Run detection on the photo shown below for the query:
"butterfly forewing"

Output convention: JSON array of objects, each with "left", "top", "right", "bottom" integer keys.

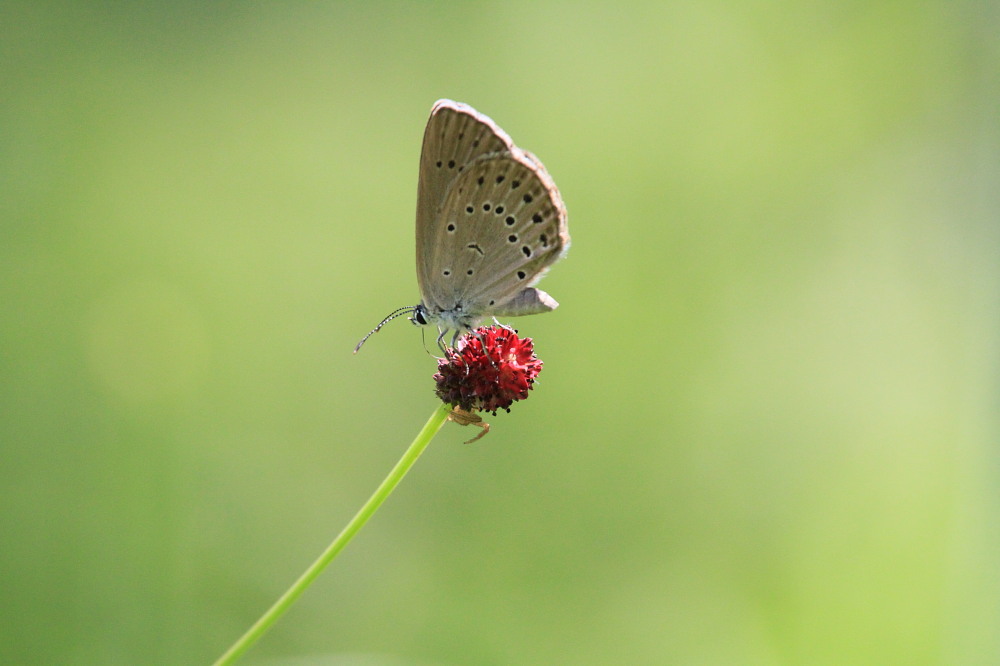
[{"left": 416, "top": 101, "right": 514, "bottom": 303}]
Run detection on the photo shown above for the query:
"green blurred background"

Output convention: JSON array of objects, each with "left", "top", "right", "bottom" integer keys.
[{"left": 2, "top": 2, "right": 998, "bottom": 664}]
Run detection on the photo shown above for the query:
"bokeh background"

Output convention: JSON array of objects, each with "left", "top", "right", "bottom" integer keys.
[{"left": 2, "top": 2, "right": 998, "bottom": 664}]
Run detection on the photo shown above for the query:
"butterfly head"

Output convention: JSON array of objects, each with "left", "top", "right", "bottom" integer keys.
[
  {"left": 409, "top": 304, "right": 430, "bottom": 327},
  {"left": 354, "top": 302, "right": 479, "bottom": 354}
]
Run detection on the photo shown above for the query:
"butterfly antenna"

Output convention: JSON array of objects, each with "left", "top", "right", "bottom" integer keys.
[{"left": 354, "top": 305, "right": 419, "bottom": 353}]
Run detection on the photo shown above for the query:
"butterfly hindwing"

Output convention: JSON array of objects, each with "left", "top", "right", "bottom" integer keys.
[{"left": 424, "top": 153, "right": 567, "bottom": 317}]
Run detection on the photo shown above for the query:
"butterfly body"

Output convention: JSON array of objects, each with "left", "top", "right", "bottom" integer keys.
[{"left": 355, "top": 100, "right": 568, "bottom": 353}]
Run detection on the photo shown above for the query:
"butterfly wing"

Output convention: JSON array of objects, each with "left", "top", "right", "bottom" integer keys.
[
  {"left": 415, "top": 100, "right": 515, "bottom": 308},
  {"left": 423, "top": 147, "right": 569, "bottom": 320}
]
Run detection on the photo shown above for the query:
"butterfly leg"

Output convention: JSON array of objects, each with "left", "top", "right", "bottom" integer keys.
[
  {"left": 492, "top": 317, "right": 517, "bottom": 335},
  {"left": 466, "top": 327, "right": 504, "bottom": 368},
  {"left": 437, "top": 326, "right": 455, "bottom": 358},
  {"left": 438, "top": 328, "right": 473, "bottom": 373}
]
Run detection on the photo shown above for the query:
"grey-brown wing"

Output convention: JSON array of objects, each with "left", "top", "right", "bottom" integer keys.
[
  {"left": 415, "top": 100, "right": 514, "bottom": 306},
  {"left": 423, "top": 150, "right": 568, "bottom": 317}
]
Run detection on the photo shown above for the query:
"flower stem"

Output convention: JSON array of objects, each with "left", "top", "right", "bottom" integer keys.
[{"left": 213, "top": 403, "right": 453, "bottom": 665}]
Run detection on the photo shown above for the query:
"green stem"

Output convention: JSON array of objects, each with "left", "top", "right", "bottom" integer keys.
[{"left": 213, "top": 403, "right": 452, "bottom": 666}]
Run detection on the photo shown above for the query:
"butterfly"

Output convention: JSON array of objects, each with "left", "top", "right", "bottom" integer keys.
[{"left": 355, "top": 99, "right": 569, "bottom": 353}]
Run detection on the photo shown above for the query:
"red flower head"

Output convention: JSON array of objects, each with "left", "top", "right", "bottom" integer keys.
[{"left": 433, "top": 326, "right": 543, "bottom": 415}]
